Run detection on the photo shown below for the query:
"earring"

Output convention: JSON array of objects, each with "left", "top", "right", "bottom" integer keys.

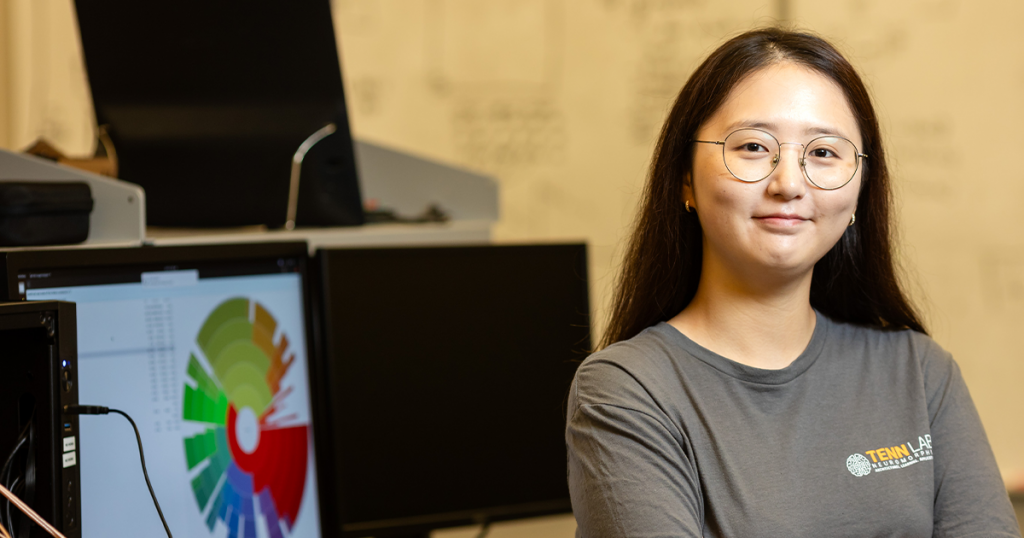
[
  {"left": 849, "top": 212, "right": 856, "bottom": 226},
  {"left": 685, "top": 200, "right": 694, "bottom": 213}
]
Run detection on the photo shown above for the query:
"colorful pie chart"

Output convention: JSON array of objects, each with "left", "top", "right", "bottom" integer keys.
[{"left": 182, "top": 298, "right": 308, "bottom": 538}]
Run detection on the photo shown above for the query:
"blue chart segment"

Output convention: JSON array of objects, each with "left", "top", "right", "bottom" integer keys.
[{"left": 183, "top": 298, "right": 308, "bottom": 538}]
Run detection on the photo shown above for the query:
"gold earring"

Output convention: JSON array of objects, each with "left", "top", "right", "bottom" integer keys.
[
  {"left": 685, "top": 200, "right": 694, "bottom": 213},
  {"left": 849, "top": 212, "right": 856, "bottom": 226}
]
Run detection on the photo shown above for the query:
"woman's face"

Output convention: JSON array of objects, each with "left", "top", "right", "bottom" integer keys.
[{"left": 686, "top": 62, "right": 864, "bottom": 283}]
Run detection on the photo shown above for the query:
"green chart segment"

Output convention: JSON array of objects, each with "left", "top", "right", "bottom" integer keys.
[
  {"left": 186, "top": 427, "right": 231, "bottom": 508},
  {"left": 184, "top": 354, "right": 229, "bottom": 426},
  {"left": 196, "top": 298, "right": 274, "bottom": 415}
]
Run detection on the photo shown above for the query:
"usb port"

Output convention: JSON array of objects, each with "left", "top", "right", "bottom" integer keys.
[{"left": 63, "top": 422, "right": 72, "bottom": 433}]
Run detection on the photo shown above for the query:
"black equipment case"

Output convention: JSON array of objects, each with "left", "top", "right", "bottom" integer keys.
[{"left": 0, "top": 182, "right": 93, "bottom": 246}]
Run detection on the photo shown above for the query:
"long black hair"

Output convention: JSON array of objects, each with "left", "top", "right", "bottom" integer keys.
[{"left": 602, "top": 27, "right": 926, "bottom": 349}]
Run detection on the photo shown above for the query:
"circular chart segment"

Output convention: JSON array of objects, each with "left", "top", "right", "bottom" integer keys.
[{"left": 182, "top": 298, "right": 308, "bottom": 538}]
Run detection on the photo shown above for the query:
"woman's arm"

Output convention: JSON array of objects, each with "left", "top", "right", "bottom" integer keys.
[
  {"left": 920, "top": 339, "right": 1021, "bottom": 537},
  {"left": 566, "top": 359, "right": 704, "bottom": 537}
]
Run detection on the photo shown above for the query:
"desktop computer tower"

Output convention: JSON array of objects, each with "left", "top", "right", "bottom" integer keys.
[{"left": 0, "top": 301, "right": 80, "bottom": 537}]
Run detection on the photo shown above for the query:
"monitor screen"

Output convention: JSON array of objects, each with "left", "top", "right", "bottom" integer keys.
[
  {"left": 7, "top": 244, "right": 323, "bottom": 538},
  {"left": 316, "top": 244, "right": 590, "bottom": 537}
]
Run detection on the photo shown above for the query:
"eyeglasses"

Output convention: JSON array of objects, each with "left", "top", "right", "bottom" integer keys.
[{"left": 692, "top": 128, "right": 868, "bottom": 190}]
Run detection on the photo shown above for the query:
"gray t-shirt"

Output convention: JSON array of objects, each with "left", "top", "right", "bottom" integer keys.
[{"left": 566, "top": 311, "right": 1021, "bottom": 537}]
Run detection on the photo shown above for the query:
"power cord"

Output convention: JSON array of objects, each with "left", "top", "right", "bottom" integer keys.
[
  {"left": 64, "top": 405, "right": 173, "bottom": 538},
  {"left": 0, "top": 430, "right": 25, "bottom": 533},
  {"left": 1, "top": 420, "right": 34, "bottom": 538}
]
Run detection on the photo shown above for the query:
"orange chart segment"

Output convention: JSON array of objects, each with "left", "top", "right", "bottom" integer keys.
[{"left": 183, "top": 297, "right": 307, "bottom": 538}]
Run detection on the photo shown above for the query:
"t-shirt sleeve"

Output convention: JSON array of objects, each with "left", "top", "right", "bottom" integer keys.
[
  {"left": 566, "top": 356, "right": 703, "bottom": 538},
  {"left": 918, "top": 337, "right": 1021, "bottom": 537}
]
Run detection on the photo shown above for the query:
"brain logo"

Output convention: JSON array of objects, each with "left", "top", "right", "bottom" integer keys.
[{"left": 846, "top": 453, "right": 873, "bottom": 477}]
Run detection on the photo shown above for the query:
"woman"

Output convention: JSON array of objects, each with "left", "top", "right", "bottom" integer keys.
[{"left": 566, "top": 28, "right": 1020, "bottom": 537}]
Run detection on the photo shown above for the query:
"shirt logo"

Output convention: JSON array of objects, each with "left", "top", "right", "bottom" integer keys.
[
  {"left": 846, "top": 454, "right": 872, "bottom": 477},
  {"left": 847, "top": 434, "right": 933, "bottom": 477}
]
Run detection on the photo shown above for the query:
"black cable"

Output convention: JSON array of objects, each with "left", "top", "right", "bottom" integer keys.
[
  {"left": 107, "top": 409, "right": 172, "bottom": 538},
  {"left": 474, "top": 521, "right": 491, "bottom": 538},
  {"left": 1, "top": 423, "right": 29, "bottom": 534},
  {"left": 65, "top": 405, "right": 173, "bottom": 538},
  {"left": 0, "top": 429, "right": 26, "bottom": 482},
  {"left": 0, "top": 433, "right": 25, "bottom": 531}
]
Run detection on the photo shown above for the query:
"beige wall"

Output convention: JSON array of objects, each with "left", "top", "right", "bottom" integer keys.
[{"left": 1, "top": 0, "right": 1022, "bottom": 505}]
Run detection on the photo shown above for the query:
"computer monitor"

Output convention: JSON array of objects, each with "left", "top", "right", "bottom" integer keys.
[
  {"left": 2, "top": 243, "right": 326, "bottom": 538},
  {"left": 315, "top": 244, "right": 590, "bottom": 537}
]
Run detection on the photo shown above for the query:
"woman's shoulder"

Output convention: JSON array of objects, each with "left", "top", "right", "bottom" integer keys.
[
  {"left": 571, "top": 323, "right": 685, "bottom": 410},
  {"left": 823, "top": 314, "right": 956, "bottom": 380}
]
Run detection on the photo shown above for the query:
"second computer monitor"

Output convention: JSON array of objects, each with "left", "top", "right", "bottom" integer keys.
[{"left": 316, "top": 244, "right": 591, "bottom": 537}]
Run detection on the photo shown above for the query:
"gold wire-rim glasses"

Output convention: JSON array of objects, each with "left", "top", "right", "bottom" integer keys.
[{"left": 692, "top": 128, "right": 868, "bottom": 191}]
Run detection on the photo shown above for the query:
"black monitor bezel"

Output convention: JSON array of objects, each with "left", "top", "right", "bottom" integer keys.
[{"left": 1, "top": 242, "right": 339, "bottom": 536}]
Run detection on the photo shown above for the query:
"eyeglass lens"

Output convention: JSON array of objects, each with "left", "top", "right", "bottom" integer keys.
[{"left": 722, "top": 128, "right": 859, "bottom": 189}]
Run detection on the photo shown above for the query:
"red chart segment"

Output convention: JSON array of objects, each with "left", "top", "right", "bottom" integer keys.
[{"left": 227, "top": 404, "right": 309, "bottom": 527}]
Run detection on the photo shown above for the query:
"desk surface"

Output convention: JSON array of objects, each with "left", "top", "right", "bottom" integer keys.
[{"left": 145, "top": 219, "right": 493, "bottom": 253}]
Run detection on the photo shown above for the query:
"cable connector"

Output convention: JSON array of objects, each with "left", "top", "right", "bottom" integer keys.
[{"left": 63, "top": 405, "right": 109, "bottom": 415}]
